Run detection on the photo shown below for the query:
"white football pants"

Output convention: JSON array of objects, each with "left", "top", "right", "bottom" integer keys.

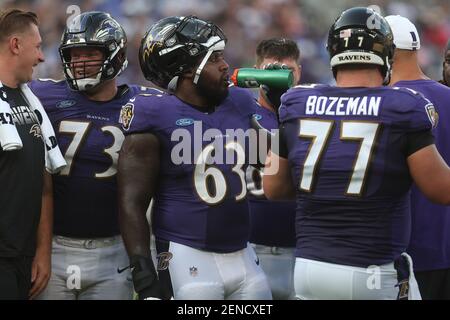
[
  {"left": 294, "top": 254, "right": 421, "bottom": 300},
  {"left": 251, "top": 243, "right": 296, "bottom": 300},
  {"left": 37, "top": 235, "right": 133, "bottom": 300},
  {"left": 158, "top": 241, "right": 272, "bottom": 300}
]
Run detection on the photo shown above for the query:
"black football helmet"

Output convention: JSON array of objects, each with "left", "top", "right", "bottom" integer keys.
[
  {"left": 327, "top": 7, "right": 395, "bottom": 83},
  {"left": 59, "top": 11, "right": 128, "bottom": 91},
  {"left": 139, "top": 16, "right": 227, "bottom": 89}
]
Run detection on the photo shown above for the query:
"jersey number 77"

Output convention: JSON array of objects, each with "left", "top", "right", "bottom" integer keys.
[{"left": 298, "top": 119, "right": 380, "bottom": 196}]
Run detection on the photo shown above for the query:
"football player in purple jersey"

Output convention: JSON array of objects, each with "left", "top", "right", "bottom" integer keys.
[
  {"left": 387, "top": 15, "right": 450, "bottom": 300},
  {"left": 29, "top": 11, "right": 161, "bottom": 300},
  {"left": 247, "top": 38, "right": 300, "bottom": 300},
  {"left": 118, "top": 16, "right": 274, "bottom": 300},
  {"left": 264, "top": 7, "right": 450, "bottom": 300}
]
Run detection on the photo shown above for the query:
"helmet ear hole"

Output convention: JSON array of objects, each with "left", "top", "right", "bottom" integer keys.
[{"left": 166, "top": 56, "right": 180, "bottom": 70}]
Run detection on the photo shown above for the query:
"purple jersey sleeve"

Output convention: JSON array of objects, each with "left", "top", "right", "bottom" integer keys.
[
  {"left": 120, "top": 90, "right": 167, "bottom": 134},
  {"left": 387, "top": 86, "right": 436, "bottom": 132}
]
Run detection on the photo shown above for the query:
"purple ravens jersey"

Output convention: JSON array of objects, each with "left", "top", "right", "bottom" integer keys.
[
  {"left": 394, "top": 80, "right": 450, "bottom": 271},
  {"left": 125, "top": 86, "right": 272, "bottom": 252},
  {"left": 279, "top": 84, "right": 435, "bottom": 267},
  {"left": 29, "top": 79, "right": 162, "bottom": 238}
]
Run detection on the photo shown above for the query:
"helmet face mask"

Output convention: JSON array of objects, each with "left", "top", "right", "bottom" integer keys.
[
  {"left": 139, "top": 16, "right": 227, "bottom": 89},
  {"left": 327, "top": 7, "right": 395, "bottom": 84},
  {"left": 59, "top": 12, "right": 128, "bottom": 91},
  {"left": 61, "top": 45, "right": 106, "bottom": 90}
]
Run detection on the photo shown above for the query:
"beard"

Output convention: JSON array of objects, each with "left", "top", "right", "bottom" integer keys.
[{"left": 195, "top": 75, "right": 229, "bottom": 106}]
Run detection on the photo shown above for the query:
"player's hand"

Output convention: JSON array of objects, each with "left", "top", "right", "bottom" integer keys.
[
  {"left": 29, "top": 248, "right": 51, "bottom": 299},
  {"left": 262, "top": 62, "right": 289, "bottom": 71},
  {"left": 130, "top": 255, "right": 171, "bottom": 300},
  {"left": 260, "top": 62, "right": 291, "bottom": 110},
  {"left": 137, "top": 278, "right": 165, "bottom": 300}
]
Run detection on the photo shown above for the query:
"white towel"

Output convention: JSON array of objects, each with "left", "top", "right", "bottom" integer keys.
[
  {"left": 0, "top": 81, "right": 23, "bottom": 150},
  {"left": 401, "top": 252, "right": 422, "bottom": 300},
  {"left": 20, "top": 83, "right": 66, "bottom": 174}
]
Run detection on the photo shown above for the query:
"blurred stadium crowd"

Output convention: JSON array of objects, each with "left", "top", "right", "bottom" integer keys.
[{"left": 1, "top": 0, "right": 449, "bottom": 86}]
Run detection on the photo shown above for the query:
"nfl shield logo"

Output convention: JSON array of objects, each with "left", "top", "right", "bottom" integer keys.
[{"left": 189, "top": 266, "right": 198, "bottom": 277}]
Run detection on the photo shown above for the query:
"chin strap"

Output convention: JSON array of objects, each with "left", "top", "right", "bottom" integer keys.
[
  {"left": 383, "top": 56, "right": 392, "bottom": 86},
  {"left": 193, "top": 50, "right": 214, "bottom": 84},
  {"left": 193, "top": 36, "right": 226, "bottom": 85},
  {"left": 167, "top": 76, "right": 179, "bottom": 92}
]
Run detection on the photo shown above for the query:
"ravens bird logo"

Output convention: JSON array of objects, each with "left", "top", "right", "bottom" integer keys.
[
  {"left": 119, "top": 103, "right": 134, "bottom": 131},
  {"left": 425, "top": 103, "right": 439, "bottom": 129},
  {"left": 29, "top": 124, "right": 42, "bottom": 138}
]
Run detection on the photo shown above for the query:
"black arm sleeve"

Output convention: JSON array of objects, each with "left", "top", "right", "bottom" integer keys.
[
  {"left": 271, "top": 124, "right": 289, "bottom": 159},
  {"left": 405, "top": 130, "right": 435, "bottom": 157}
]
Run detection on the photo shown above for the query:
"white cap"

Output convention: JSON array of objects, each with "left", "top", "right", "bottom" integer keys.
[{"left": 385, "top": 15, "right": 420, "bottom": 50}]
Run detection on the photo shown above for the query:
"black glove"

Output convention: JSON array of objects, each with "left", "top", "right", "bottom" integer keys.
[
  {"left": 260, "top": 62, "right": 291, "bottom": 110},
  {"left": 130, "top": 255, "right": 168, "bottom": 300},
  {"left": 250, "top": 115, "right": 275, "bottom": 169}
]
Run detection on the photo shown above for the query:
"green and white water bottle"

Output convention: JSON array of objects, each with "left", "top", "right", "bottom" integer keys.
[{"left": 231, "top": 68, "right": 294, "bottom": 89}]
